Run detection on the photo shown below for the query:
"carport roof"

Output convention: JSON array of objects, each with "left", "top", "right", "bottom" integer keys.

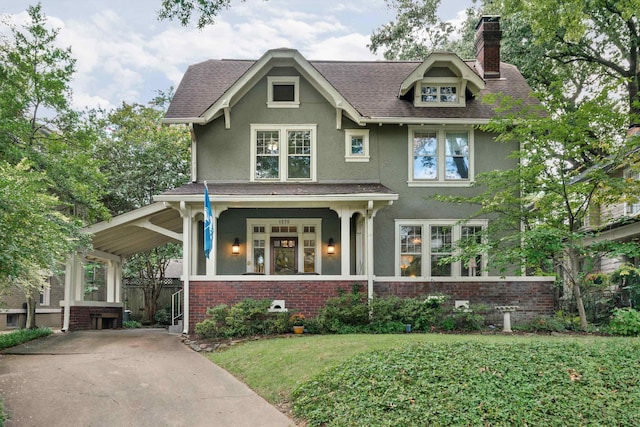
[{"left": 84, "top": 203, "right": 182, "bottom": 258}]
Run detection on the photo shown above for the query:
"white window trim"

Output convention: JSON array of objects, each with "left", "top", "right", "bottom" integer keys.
[
  {"left": 251, "top": 124, "right": 317, "bottom": 182},
  {"left": 344, "top": 129, "right": 370, "bottom": 162},
  {"left": 246, "top": 218, "right": 322, "bottom": 275},
  {"left": 624, "top": 168, "right": 640, "bottom": 216},
  {"left": 415, "top": 78, "right": 466, "bottom": 107},
  {"left": 267, "top": 76, "right": 300, "bottom": 108},
  {"left": 39, "top": 283, "right": 51, "bottom": 306},
  {"left": 407, "top": 125, "right": 474, "bottom": 187},
  {"left": 395, "top": 219, "right": 488, "bottom": 278}
]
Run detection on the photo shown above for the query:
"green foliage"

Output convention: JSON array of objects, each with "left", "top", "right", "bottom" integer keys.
[
  {"left": 0, "top": 161, "right": 85, "bottom": 285},
  {"left": 0, "top": 327, "right": 52, "bottom": 351},
  {"left": 123, "top": 320, "right": 143, "bottom": 329},
  {"left": 292, "top": 340, "right": 640, "bottom": 426},
  {"left": 609, "top": 308, "right": 640, "bottom": 336},
  {"left": 157, "top": 0, "right": 235, "bottom": 28},
  {"left": 195, "top": 299, "right": 290, "bottom": 339},
  {"left": 154, "top": 308, "right": 170, "bottom": 325},
  {"left": 313, "top": 289, "right": 370, "bottom": 333},
  {"left": 516, "top": 311, "right": 581, "bottom": 333}
]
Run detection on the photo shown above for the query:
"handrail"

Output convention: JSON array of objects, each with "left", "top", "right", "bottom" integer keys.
[{"left": 171, "top": 289, "right": 183, "bottom": 326}]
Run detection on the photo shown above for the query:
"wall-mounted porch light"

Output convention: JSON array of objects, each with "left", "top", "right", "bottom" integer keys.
[
  {"left": 327, "top": 238, "right": 335, "bottom": 255},
  {"left": 232, "top": 237, "right": 240, "bottom": 255}
]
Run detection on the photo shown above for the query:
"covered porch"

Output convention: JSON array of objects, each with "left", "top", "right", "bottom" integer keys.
[{"left": 63, "top": 183, "right": 397, "bottom": 333}]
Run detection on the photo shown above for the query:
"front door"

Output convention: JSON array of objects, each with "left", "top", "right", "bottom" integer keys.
[{"left": 271, "top": 237, "right": 298, "bottom": 275}]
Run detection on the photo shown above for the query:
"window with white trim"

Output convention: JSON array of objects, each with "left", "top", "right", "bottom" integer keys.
[
  {"left": 267, "top": 76, "right": 300, "bottom": 108},
  {"left": 396, "top": 220, "right": 487, "bottom": 277},
  {"left": 345, "top": 129, "right": 370, "bottom": 162},
  {"left": 251, "top": 124, "right": 316, "bottom": 181},
  {"left": 415, "top": 79, "right": 464, "bottom": 107},
  {"left": 624, "top": 168, "right": 640, "bottom": 215},
  {"left": 409, "top": 126, "right": 473, "bottom": 185}
]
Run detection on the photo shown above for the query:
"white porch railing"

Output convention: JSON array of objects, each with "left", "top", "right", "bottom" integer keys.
[{"left": 171, "top": 289, "right": 183, "bottom": 326}]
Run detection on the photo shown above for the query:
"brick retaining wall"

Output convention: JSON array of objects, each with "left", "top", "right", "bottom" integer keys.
[{"left": 189, "top": 279, "right": 555, "bottom": 332}]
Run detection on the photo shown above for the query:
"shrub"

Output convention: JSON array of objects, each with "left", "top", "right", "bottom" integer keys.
[
  {"left": 609, "top": 307, "right": 640, "bottom": 336},
  {"left": 154, "top": 308, "right": 170, "bottom": 325},
  {"left": 314, "top": 287, "right": 370, "bottom": 333},
  {"left": 123, "top": 320, "right": 143, "bottom": 329},
  {"left": 195, "top": 299, "right": 290, "bottom": 339}
]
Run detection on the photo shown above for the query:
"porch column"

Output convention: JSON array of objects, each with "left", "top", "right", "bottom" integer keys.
[
  {"left": 74, "top": 256, "right": 84, "bottom": 302},
  {"left": 180, "top": 202, "right": 192, "bottom": 334},
  {"left": 114, "top": 261, "right": 122, "bottom": 303},
  {"left": 62, "top": 254, "right": 80, "bottom": 331},
  {"left": 366, "top": 201, "right": 375, "bottom": 301},
  {"left": 106, "top": 260, "right": 115, "bottom": 303},
  {"left": 206, "top": 206, "right": 217, "bottom": 276},
  {"left": 340, "top": 207, "right": 351, "bottom": 276}
]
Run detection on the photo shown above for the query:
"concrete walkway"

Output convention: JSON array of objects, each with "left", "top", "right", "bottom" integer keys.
[{"left": 0, "top": 329, "right": 295, "bottom": 427}]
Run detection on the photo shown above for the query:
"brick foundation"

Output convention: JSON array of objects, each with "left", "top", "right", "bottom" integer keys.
[
  {"left": 63, "top": 306, "right": 123, "bottom": 331},
  {"left": 188, "top": 279, "right": 555, "bottom": 332}
]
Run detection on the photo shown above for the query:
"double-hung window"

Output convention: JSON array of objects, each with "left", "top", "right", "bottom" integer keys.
[
  {"left": 396, "top": 220, "right": 487, "bottom": 277},
  {"left": 409, "top": 126, "right": 473, "bottom": 185},
  {"left": 252, "top": 124, "right": 316, "bottom": 181}
]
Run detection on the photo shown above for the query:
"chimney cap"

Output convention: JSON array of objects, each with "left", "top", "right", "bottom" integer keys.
[{"left": 475, "top": 15, "right": 500, "bottom": 30}]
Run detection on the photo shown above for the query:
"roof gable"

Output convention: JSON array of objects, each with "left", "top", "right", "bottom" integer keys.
[{"left": 399, "top": 52, "right": 485, "bottom": 97}]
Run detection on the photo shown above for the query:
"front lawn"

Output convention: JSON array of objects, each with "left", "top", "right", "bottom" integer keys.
[{"left": 209, "top": 334, "right": 640, "bottom": 426}]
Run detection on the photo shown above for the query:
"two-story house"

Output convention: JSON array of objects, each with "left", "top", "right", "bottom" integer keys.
[{"left": 61, "top": 17, "right": 555, "bottom": 333}]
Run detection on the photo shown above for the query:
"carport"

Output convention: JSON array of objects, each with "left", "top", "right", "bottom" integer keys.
[{"left": 62, "top": 202, "right": 184, "bottom": 332}]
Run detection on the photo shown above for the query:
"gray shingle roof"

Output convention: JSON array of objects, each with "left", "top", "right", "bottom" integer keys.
[{"left": 165, "top": 56, "right": 537, "bottom": 121}]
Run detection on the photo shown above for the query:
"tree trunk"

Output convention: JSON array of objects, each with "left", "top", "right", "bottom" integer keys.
[
  {"left": 25, "top": 294, "right": 37, "bottom": 329},
  {"left": 572, "top": 282, "right": 588, "bottom": 332}
]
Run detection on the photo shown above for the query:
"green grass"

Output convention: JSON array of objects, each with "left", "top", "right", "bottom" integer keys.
[
  {"left": 0, "top": 328, "right": 52, "bottom": 351},
  {"left": 209, "top": 334, "right": 640, "bottom": 426}
]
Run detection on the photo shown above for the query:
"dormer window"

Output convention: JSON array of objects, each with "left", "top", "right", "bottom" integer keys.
[
  {"left": 267, "top": 76, "right": 300, "bottom": 108},
  {"left": 415, "top": 78, "right": 463, "bottom": 107}
]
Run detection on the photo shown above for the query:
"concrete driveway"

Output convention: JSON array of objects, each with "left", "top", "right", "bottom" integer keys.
[{"left": 0, "top": 329, "right": 295, "bottom": 427}]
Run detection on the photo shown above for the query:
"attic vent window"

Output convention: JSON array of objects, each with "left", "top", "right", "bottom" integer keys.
[
  {"left": 415, "top": 78, "right": 464, "bottom": 107},
  {"left": 267, "top": 76, "right": 300, "bottom": 108}
]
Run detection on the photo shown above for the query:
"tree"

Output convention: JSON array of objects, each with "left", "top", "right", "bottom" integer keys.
[
  {"left": 157, "top": 0, "right": 239, "bottom": 28},
  {"left": 95, "top": 95, "right": 190, "bottom": 322},
  {"left": 0, "top": 5, "right": 104, "bottom": 326},
  {"left": 0, "top": 4, "right": 108, "bottom": 223},
  {"left": 0, "top": 160, "right": 87, "bottom": 328},
  {"left": 437, "top": 88, "right": 640, "bottom": 331},
  {"left": 95, "top": 96, "right": 190, "bottom": 215},
  {"left": 500, "top": 0, "right": 640, "bottom": 123}
]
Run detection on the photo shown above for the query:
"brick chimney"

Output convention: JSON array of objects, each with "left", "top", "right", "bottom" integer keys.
[{"left": 475, "top": 16, "right": 502, "bottom": 79}]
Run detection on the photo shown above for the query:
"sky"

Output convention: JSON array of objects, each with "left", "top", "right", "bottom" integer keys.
[{"left": 1, "top": 0, "right": 473, "bottom": 111}]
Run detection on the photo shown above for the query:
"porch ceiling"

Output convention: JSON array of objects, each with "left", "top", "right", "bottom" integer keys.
[{"left": 84, "top": 203, "right": 182, "bottom": 258}]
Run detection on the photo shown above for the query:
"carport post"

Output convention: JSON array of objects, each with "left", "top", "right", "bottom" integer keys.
[{"left": 180, "top": 202, "right": 192, "bottom": 334}]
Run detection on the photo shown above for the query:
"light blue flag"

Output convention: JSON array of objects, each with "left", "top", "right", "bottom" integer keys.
[{"left": 204, "top": 183, "right": 213, "bottom": 259}]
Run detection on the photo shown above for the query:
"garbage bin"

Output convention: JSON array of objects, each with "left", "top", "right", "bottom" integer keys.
[{"left": 123, "top": 310, "right": 132, "bottom": 322}]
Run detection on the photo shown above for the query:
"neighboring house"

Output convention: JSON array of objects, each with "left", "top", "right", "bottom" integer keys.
[
  {"left": 583, "top": 127, "right": 640, "bottom": 273},
  {"left": 61, "top": 16, "right": 555, "bottom": 333},
  {"left": 0, "top": 276, "right": 64, "bottom": 330}
]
